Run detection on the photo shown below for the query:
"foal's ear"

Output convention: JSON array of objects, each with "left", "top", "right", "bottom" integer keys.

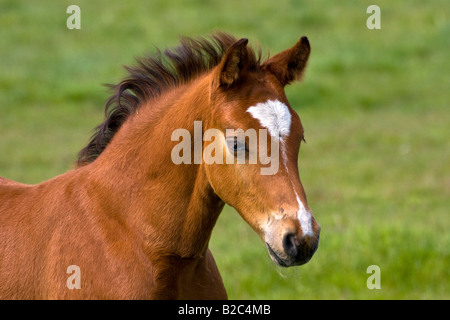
[
  {"left": 262, "top": 36, "right": 311, "bottom": 86},
  {"left": 215, "top": 38, "right": 249, "bottom": 88}
]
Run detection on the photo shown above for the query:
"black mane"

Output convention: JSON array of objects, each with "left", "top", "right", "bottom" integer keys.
[{"left": 77, "top": 32, "right": 261, "bottom": 166}]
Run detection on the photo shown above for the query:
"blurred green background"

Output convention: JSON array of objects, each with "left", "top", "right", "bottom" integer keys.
[{"left": 0, "top": 0, "right": 448, "bottom": 299}]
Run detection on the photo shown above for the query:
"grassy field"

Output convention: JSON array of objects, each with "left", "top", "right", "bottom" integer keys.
[{"left": 0, "top": 0, "right": 448, "bottom": 299}]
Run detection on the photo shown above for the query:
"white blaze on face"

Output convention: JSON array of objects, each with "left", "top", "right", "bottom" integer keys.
[
  {"left": 296, "top": 195, "right": 314, "bottom": 237},
  {"left": 247, "top": 99, "right": 313, "bottom": 238},
  {"left": 247, "top": 99, "right": 291, "bottom": 169}
]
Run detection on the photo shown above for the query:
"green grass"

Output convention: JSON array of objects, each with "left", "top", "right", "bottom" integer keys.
[{"left": 0, "top": 0, "right": 448, "bottom": 299}]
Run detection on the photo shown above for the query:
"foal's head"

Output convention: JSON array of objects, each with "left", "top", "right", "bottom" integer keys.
[
  {"left": 78, "top": 33, "right": 320, "bottom": 267},
  {"left": 205, "top": 36, "right": 320, "bottom": 267}
]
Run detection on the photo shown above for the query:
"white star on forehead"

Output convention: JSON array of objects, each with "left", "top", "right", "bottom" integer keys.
[{"left": 246, "top": 99, "right": 292, "bottom": 140}]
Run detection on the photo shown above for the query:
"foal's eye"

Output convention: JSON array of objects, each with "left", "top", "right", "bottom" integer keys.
[{"left": 226, "top": 137, "right": 247, "bottom": 153}]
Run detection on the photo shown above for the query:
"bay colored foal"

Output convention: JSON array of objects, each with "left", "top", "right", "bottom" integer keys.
[{"left": 0, "top": 33, "right": 320, "bottom": 299}]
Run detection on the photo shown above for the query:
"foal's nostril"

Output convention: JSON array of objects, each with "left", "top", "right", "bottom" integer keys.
[{"left": 282, "top": 233, "right": 299, "bottom": 258}]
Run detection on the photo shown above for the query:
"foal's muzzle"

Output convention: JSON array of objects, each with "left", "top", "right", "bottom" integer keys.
[
  {"left": 283, "top": 232, "right": 319, "bottom": 266},
  {"left": 266, "top": 224, "right": 320, "bottom": 267}
]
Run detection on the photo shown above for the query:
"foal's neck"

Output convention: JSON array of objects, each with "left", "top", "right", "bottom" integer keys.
[{"left": 89, "top": 75, "right": 224, "bottom": 259}]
